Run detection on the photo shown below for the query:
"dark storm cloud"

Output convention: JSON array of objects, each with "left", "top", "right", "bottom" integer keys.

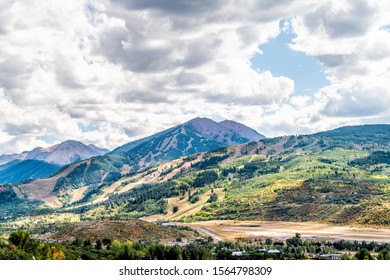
[{"left": 112, "top": 0, "right": 225, "bottom": 15}]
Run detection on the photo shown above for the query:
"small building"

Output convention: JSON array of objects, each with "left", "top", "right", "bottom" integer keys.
[
  {"left": 319, "top": 254, "right": 342, "bottom": 260},
  {"left": 232, "top": 251, "right": 244, "bottom": 256},
  {"left": 267, "top": 249, "right": 281, "bottom": 255}
]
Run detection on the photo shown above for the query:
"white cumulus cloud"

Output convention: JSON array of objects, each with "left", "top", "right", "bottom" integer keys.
[{"left": 0, "top": 0, "right": 388, "bottom": 154}]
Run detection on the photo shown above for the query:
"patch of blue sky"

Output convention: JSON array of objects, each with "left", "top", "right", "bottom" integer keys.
[
  {"left": 79, "top": 123, "right": 99, "bottom": 132},
  {"left": 380, "top": 24, "right": 390, "bottom": 32},
  {"left": 36, "top": 135, "right": 57, "bottom": 144},
  {"left": 251, "top": 23, "right": 329, "bottom": 96}
]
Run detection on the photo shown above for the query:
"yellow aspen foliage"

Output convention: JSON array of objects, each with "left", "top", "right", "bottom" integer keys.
[
  {"left": 123, "top": 240, "right": 134, "bottom": 249},
  {"left": 111, "top": 240, "right": 121, "bottom": 250},
  {"left": 52, "top": 250, "right": 65, "bottom": 260}
]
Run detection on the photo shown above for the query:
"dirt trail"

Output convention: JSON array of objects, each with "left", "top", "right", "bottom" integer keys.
[{"left": 195, "top": 226, "right": 223, "bottom": 242}]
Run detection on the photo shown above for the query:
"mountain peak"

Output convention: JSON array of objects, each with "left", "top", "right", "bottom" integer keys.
[
  {"left": 185, "top": 117, "right": 265, "bottom": 144},
  {"left": 23, "top": 140, "right": 108, "bottom": 166},
  {"left": 185, "top": 117, "right": 242, "bottom": 145},
  {"left": 59, "top": 139, "right": 83, "bottom": 145},
  {"left": 219, "top": 119, "right": 266, "bottom": 141},
  {"left": 186, "top": 117, "right": 217, "bottom": 126}
]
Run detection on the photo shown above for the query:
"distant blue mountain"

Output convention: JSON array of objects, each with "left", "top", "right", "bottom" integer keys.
[
  {"left": 0, "top": 140, "right": 109, "bottom": 166},
  {"left": 0, "top": 140, "right": 110, "bottom": 185},
  {"left": 0, "top": 160, "right": 61, "bottom": 184}
]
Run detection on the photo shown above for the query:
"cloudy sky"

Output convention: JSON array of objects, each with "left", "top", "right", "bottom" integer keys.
[{"left": 1, "top": 0, "right": 390, "bottom": 154}]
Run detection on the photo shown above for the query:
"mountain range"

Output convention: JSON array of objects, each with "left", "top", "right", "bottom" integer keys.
[
  {"left": 1, "top": 120, "right": 389, "bottom": 228},
  {"left": 0, "top": 117, "right": 264, "bottom": 200},
  {"left": 70, "top": 123, "right": 387, "bottom": 227},
  {"left": 0, "top": 140, "right": 109, "bottom": 166},
  {"left": 0, "top": 140, "right": 109, "bottom": 184},
  {"left": 7, "top": 118, "right": 263, "bottom": 203}
]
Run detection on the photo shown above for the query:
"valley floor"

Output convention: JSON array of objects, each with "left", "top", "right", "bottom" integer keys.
[{"left": 172, "top": 220, "right": 390, "bottom": 243}]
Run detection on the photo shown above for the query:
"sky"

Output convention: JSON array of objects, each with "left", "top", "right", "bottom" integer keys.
[{"left": 0, "top": 0, "right": 390, "bottom": 154}]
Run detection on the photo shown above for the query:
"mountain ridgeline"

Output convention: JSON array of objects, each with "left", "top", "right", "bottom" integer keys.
[
  {"left": 2, "top": 123, "right": 390, "bottom": 227},
  {"left": 23, "top": 118, "right": 265, "bottom": 198},
  {"left": 1, "top": 140, "right": 109, "bottom": 166},
  {"left": 64, "top": 123, "right": 389, "bottom": 227},
  {"left": 0, "top": 140, "right": 109, "bottom": 185}
]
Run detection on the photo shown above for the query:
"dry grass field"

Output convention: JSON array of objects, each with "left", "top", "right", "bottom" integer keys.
[{"left": 180, "top": 220, "right": 390, "bottom": 242}]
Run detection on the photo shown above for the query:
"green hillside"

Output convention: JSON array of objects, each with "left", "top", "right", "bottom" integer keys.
[
  {"left": 13, "top": 118, "right": 263, "bottom": 202},
  {"left": 50, "top": 125, "right": 389, "bottom": 227},
  {"left": 2, "top": 124, "right": 390, "bottom": 228}
]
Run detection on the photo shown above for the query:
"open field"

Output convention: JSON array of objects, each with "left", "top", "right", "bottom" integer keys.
[{"left": 179, "top": 220, "right": 390, "bottom": 243}]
